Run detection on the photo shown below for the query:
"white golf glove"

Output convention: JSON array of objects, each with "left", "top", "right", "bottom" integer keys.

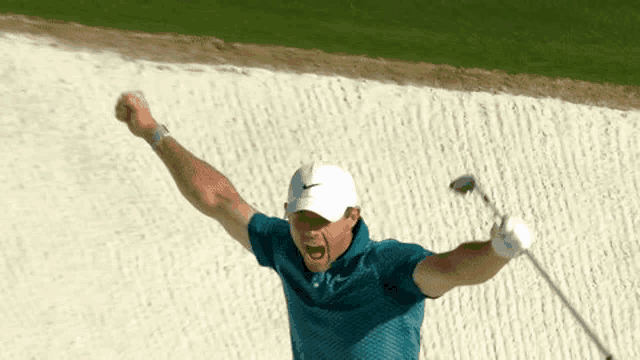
[{"left": 490, "top": 216, "right": 532, "bottom": 259}]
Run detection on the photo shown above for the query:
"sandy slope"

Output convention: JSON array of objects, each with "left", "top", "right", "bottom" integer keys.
[{"left": 1, "top": 31, "right": 638, "bottom": 359}]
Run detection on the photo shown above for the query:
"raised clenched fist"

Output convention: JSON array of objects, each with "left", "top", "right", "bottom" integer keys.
[{"left": 115, "top": 91, "right": 158, "bottom": 139}]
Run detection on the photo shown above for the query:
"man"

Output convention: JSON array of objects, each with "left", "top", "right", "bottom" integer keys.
[{"left": 115, "top": 91, "right": 532, "bottom": 359}]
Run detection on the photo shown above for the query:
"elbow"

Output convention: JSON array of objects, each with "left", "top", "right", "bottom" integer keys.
[
  {"left": 197, "top": 186, "right": 219, "bottom": 207},
  {"left": 197, "top": 178, "right": 236, "bottom": 207}
]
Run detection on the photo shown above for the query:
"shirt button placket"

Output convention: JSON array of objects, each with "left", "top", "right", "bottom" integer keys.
[{"left": 312, "top": 273, "right": 323, "bottom": 288}]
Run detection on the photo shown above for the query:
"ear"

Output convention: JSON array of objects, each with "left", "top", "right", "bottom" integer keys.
[
  {"left": 344, "top": 206, "right": 361, "bottom": 222},
  {"left": 352, "top": 207, "right": 360, "bottom": 221}
]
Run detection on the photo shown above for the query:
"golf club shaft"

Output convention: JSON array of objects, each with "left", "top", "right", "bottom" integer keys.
[
  {"left": 472, "top": 184, "right": 613, "bottom": 359},
  {"left": 481, "top": 193, "right": 503, "bottom": 221},
  {"left": 523, "top": 250, "right": 613, "bottom": 359}
]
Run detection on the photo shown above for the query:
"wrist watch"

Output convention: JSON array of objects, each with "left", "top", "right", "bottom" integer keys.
[{"left": 151, "top": 124, "right": 170, "bottom": 151}]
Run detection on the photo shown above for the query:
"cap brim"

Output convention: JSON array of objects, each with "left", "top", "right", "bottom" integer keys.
[{"left": 286, "top": 196, "right": 342, "bottom": 223}]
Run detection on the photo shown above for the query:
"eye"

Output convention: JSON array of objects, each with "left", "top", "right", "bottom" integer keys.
[{"left": 295, "top": 213, "right": 328, "bottom": 227}]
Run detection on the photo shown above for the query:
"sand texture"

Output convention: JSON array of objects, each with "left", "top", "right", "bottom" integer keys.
[{"left": 1, "top": 14, "right": 639, "bottom": 360}]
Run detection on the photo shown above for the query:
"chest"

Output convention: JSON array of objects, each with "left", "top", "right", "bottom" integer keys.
[{"left": 285, "top": 264, "right": 381, "bottom": 308}]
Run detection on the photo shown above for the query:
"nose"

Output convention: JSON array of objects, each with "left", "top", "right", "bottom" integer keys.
[{"left": 302, "top": 233, "right": 316, "bottom": 240}]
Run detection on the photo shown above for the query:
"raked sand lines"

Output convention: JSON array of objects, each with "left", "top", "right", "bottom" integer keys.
[{"left": 1, "top": 31, "right": 639, "bottom": 359}]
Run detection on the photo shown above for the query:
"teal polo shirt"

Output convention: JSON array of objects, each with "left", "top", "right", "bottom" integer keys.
[{"left": 248, "top": 213, "right": 439, "bottom": 360}]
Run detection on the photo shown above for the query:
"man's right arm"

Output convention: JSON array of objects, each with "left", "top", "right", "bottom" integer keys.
[{"left": 144, "top": 130, "right": 256, "bottom": 252}]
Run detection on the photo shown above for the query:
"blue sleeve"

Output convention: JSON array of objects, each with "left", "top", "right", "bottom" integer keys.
[
  {"left": 375, "top": 240, "right": 438, "bottom": 304},
  {"left": 247, "top": 213, "right": 289, "bottom": 270}
]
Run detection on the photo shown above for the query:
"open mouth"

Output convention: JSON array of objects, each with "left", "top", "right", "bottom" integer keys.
[{"left": 306, "top": 246, "right": 326, "bottom": 260}]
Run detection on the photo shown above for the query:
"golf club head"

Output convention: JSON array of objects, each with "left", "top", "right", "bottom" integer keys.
[{"left": 450, "top": 176, "right": 476, "bottom": 194}]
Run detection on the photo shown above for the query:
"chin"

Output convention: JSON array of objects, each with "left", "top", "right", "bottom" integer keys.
[{"left": 305, "top": 261, "right": 330, "bottom": 272}]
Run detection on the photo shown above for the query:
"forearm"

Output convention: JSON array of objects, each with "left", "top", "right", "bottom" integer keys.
[
  {"left": 451, "top": 240, "right": 511, "bottom": 286},
  {"left": 144, "top": 131, "right": 237, "bottom": 206}
]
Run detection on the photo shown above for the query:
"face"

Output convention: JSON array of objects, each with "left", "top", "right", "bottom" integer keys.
[{"left": 284, "top": 203, "right": 360, "bottom": 272}]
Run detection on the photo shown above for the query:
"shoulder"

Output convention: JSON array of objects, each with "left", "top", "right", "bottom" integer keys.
[
  {"left": 371, "top": 239, "right": 434, "bottom": 261},
  {"left": 246, "top": 213, "right": 291, "bottom": 268},
  {"left": 247, "top": 213, "right": 290, "bottom": 238},
  {"left": 368, "top": 239, "right": 434, "bottom": 278},
  {"left": 369, "top": 239, "right": 438, "bottom": 302}
]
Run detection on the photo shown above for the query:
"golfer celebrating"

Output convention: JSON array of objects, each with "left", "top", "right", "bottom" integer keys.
[{"left": 115, "top": 91, "right": 532, "bottom": 359}]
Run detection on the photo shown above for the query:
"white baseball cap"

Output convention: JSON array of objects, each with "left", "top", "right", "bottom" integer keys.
[{"left": 285, "top": 161, "right": 358, "bottom": 223}]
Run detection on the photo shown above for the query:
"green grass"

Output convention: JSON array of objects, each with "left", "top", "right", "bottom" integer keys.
[{"left": 2, "top": 0, "right": 638, "bottom": 86}]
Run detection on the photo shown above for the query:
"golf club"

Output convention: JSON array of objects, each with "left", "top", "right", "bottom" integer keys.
[{"left": 449, "top": 175, "right": 613, "bottom": 360}]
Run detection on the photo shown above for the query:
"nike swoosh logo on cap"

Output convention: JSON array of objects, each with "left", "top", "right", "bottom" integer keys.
[{"left": 302, "top": 183, "right": 321, "bottom": 190}]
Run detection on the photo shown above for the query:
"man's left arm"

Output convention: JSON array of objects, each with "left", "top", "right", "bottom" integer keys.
[
  {"left": 445, "top": 239, "right": 511, "bottom": 286},
  {"left": 414, "top": 217, "right": 532, "bottom": 297}
]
